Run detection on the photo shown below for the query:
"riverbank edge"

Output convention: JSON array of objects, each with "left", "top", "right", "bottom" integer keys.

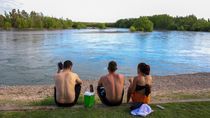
[
  {"left": 1, "top": 28, "right": 210, "bottom": 33},
  {"left": 1, "top": 72, "right": 210, "bottom": 106}
]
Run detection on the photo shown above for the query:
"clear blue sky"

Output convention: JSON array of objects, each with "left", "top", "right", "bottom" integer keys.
[{"left": 0, "top": 0, "right": 210, "bottom": 22}]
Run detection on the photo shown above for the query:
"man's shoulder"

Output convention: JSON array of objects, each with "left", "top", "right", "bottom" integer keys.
[
  {"left": 100, "top": 75, "right": 107, "bottom": 80},
  {"left": 117, "top": 73, "right": 125, "bottom": 79},
  {"left": 66, "top": 71, "right": 77, "bottom": 76},
  {"left": 55, "top": 73, "right": 61, "bottom": 78},
  {"left": 55, "top": 73, "right": 63, "bottom": 81},
  {"left": 71, "top": 72, "right": 80, "bottom": 79},
  {"left": 71, "top": 72, "right": 77, "bottom": 75}
]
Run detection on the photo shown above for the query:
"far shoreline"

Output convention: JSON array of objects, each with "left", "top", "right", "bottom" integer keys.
[{"left": 1, "top": 28, "right": 210, "bottom": 33}]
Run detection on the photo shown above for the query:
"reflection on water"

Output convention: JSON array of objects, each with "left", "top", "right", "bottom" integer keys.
[{"left": 0, "top": 29, "right": 210, "bottom": 85}]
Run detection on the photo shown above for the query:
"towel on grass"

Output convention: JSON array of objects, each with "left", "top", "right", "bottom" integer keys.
[{"left": 131, "top": 104, "right": 153, "bottom": 117}]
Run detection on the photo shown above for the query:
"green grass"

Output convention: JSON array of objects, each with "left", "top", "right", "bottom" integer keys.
[
  {"left": 31, "top": 97, "right": 55, "bottom": 106},
  {"left": 2, "top": 91, "right": 210, "bottom": 106},
  {"left": 153, "top": 91, "right": 210, "bottom": 101},
  {"left": 1, "top": 101, "right": 210, "bottom": 118},
  {"left": 31, "top": 95, "right": 101, "bottom": 106}
]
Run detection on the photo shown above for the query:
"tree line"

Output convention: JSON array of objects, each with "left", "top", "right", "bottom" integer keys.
[
  {"left": 0, "top": 9, "right": 107, "bottom": 30},
  {"left": 1, "top": 9, "right": 210, "bottom": 32},
  {"left": 114, "top": 14, "right": 210, "bottom": 32}
]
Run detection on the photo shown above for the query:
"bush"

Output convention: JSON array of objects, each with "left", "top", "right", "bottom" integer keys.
[
  {"left": 98, "top": 23, "right": 106, "bottom": 29},
  {"left": 177, "top": 26, "right": 185, "bottom": 31},
  {"left": 149, "top": 14, "right": 174, "bottom": 30},
  {"left": 129, "top": 26, "right": 136, "bottom": 32},
  {"left": 3, "top": 22, "right": 12, "bottom": 30},
  {"left": 72, "top": 22, "right": 87, "bottom": 29},
  {"left": 133, "top": 17, "right": 153, "bottom": 32}
]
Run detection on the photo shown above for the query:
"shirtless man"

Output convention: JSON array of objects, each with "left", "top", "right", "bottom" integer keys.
[
  {"left": 97, "top": 61, "right": 125, "bottom": 106},
  {"left": 54, "top": 60, "right": 82, "bottom": 107}
]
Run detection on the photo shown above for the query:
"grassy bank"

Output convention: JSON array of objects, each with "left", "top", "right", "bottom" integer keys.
[
  {"left": 1, "top": 90, "right": 210, "bottom": 107},
  {"left": 0, "top": 101, "right": 210, "bottom": 118}
]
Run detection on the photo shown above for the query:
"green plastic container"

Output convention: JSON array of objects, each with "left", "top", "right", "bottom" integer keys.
[{"left": 84, "top": 92, "right": 95, "bottom": 108}]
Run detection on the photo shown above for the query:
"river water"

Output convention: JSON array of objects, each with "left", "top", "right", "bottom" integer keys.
[{"left": 0, "top": 29, "right": 210, "bottom": 85}]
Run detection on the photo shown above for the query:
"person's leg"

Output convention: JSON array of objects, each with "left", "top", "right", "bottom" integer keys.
[
  {"left": 119, "top": 89, "right": 124, "bottom": 104},
  {"left": 54, "top": 87, "right": 59, "bottom": 105},
  {"left": 97, "top": 86, "right": 110, "bottom": 105},
  {"left": 73, "top": 84, "right": 81, "bottom": 104},
  {"left": 97, "top": 86, "right": 125, "bottom": 106},
  {"left": 127, "top": 79, "right": 133, "bottom": 103}
]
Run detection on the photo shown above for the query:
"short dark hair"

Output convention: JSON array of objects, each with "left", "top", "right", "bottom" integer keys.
[
  {"left": 138, "top": 63, "right": 150, "bottom": 75},
  {"left": 63, "top": 60, "right": 73, "bottom": 69},
  {"left": 108, "top": 61, "right": 117, "bottom": 72},
  {"left": 57, "top": 62, "right": 63, "bottom": 70}
]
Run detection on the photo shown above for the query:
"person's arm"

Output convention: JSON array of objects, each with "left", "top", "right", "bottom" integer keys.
[
  {"left": 130, "top": 77, "right": 137, "bottom": 93},
  {"left": 145, "top": 75, "right": 152, "bottom": 96},
  {"left": 127, "top": 77, "right": 135, "bottom": 103},
  {"left": 145, "top": 75, "right": 152, "bottom": 86},
  {"left": 121, "top": 75, "right": 125, "bottom": 86},
  {"left": 54, "top": 74, "right": 58, "bottom": 84},
  {"left": 98, "top": 77, "right": 103, "bottom": 86},
  {"left": 76, "top": 74, "right": 82, "bottom": 84}
]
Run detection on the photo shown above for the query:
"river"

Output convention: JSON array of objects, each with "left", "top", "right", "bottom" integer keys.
[{"left": 0, "top": 29, "right": 210, "bottom": 85}]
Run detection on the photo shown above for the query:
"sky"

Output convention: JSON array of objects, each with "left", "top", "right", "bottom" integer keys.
[{"left": 0, "top": 0, "right": 210, "bottom": 22}]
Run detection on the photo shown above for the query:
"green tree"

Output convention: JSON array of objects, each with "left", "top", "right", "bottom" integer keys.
[
  {"left": 3, "top": 21, "right": 12, "bottom": 30},
  {"left": 129, "top": 26, "right": 136, "bottom": 32},
  {"left": 177, "top": 25, "right": 185, "bottom": 31},
  {"left": 192, "top": 19, "right": 209, "bottom": 31},
  {"left": 98, "top": 23, "right": 106, "bottom": 29},
  {"left": 133, "top": 17, "right": 153, "bottom": 32},
  {"left": 72, "top": 22, "right": 87, "bottom": 29},
  {"left": 174, "top": 15, "right": 198, "bottom": 31},
  {"left": 0, "top": 15, "right": 4, "bottom": 28},
  {"left": 115, "top": 18, "right": 137, "bottom": 28},
  {"left": 29, "top": 11, "right": 43, "bottom": 29},
  {"left": 149, "top": 14, "right": 174, "bottom": 30},
  {"left": 1, "top": 9, "right": 210, "bottom": 32}
]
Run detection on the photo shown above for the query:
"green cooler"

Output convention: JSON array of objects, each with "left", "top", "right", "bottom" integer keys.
[{"left": 84, "top": 92, "right": 95, "bottom": 108}]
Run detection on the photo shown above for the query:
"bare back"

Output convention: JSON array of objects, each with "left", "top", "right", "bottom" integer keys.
[
  {"left": 99, "top": 73, "right": 124, "bottom": 102},
  {"left": 55, "top": 70, "right": 82, "bottom": 103},
  {"left": 131, "top": 75, "right": 152, "bottom": 94}
]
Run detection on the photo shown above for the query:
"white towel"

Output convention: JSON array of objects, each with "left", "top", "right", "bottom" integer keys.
[{"left": 131, "top": 104, "right": 153, "bottom": 117}]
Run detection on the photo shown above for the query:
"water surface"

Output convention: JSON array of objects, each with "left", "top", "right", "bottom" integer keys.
[{"left": 0, "top": 29, "right": 210, "bottom": 85}]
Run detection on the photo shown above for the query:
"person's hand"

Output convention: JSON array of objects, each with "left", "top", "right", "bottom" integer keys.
[{"left": 129, "top": 78, "right": 133, "bottom": 83}]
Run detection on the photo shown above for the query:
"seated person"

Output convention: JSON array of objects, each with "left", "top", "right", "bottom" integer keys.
[
  {"left": 127, "top": 63, "right": 152, "bottom": 104},
  {"left": 97, "top": 61, "right": 125, "bottom": 106},
  {"left": 54, "top": 60, "right": 82, "bottom": 107}
]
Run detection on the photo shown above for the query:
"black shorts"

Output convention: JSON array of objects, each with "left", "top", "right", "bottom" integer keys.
[
  {"left": 97, "top": 86, "right": 124, "bottom": 106},
  {"left": 54, "top": 84, "right": 81, "bottom": 107}
]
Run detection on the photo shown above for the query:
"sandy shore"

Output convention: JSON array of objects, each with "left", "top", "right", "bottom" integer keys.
[{"left": 1, "top": 72, "right": 210, "bottom": 105}]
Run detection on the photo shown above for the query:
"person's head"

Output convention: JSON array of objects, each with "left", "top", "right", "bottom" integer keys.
[
  {"left": 57, "top": 62, "right": 63, "bottom": 70},
  {"left": 63, "top": 60, "right": 73, "bottom": 70},
  {"left": 108, "top": 61, "right": 117, "bottom": 73},
  {"left": 137, "top": 63, "right": 150, "bottom": 76}
]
